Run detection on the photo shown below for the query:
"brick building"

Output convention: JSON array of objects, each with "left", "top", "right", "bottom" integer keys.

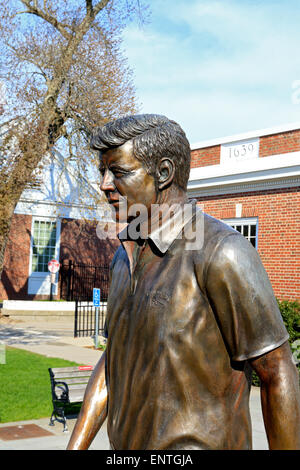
[
  {"left": 188, "top": 122, "right": 300, "bottom": 300},
  {"left": 1, "top": 122, "right": 299, "bottom": 301},
  {"left": 0, "top": 153, "right": 118, "bottom": 300}
]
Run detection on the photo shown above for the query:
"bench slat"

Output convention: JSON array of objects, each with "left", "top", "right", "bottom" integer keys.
[
  {"left": 55, "top": 382, "right": 86, "bottom": 391},
  {"left": 54, "top": 384, "right": 88, "bottom": 399},
  {"left": 51, "top": 366, "right": 93, "bottom": 373},
  {"left": 54, "top": 377, "right": 90, "bottom": 385},
  {"left": 52, "top": 371, "right": 93, "bottom": 379},
  {"left": 67, "top": 384, "right": 88, "bottom": 390},
  {"left": 69, "top": 391, "right": 86, "bottom": 403}
]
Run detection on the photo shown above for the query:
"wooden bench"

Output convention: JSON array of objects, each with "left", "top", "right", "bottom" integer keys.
[{"left": 48, "top": 365, "right": 94, "bottom": 432}]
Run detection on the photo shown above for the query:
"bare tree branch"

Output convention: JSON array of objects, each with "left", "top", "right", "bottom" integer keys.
[
  {"left": 86, "top": 0, "right": 93, "bottom": 15},
  {"left": 20, "top": 0, "right": 72, "bottom": 40},
  {"left": 93, "top": 0, "right": 111, "bottom": 16},
  {"left": 0, "top": 0, "right": 145, "bottom": 277}
]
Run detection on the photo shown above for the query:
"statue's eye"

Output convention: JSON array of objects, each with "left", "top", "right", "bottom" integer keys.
[{"left": 111, "top": 168, "right": 129, "bottom": 178}]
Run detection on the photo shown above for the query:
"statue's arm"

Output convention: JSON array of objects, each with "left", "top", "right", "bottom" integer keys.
[
  {"left": 66, "top": 352, "right": 108, "bottom": 450},
  {"left": 249, "top": 341, "right": 300, "bottom": 450}
]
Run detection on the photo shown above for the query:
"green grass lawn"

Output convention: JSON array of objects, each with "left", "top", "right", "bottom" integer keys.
[{"left": 0, "top": 347, "right": 83, "bottom": 423}]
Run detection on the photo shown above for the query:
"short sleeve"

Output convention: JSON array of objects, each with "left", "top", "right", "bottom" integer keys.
[{"left": 205, "top": 233, "right": 289, "bottom": 361}]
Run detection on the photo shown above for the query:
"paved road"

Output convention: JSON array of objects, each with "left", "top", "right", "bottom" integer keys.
[{"left": 0, "top": 325, "right": 59, "bottom": 345}]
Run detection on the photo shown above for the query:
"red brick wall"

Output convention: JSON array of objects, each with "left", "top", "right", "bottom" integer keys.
[
  {"left": 0, "top": 215, "right": 120, "bottom": 301},
  {"left": 190, "top": 145, "right": 220, "bottom": 168},
  {"left": 59, "top": 218, "right": 119, "bottom": 266},
  {"left": 196, "top": 187, "right": 300, "bottom": 300},
  {"left": 260, "top": 129, "right": 300, "bottom": 157},
  {"left": 0, "top": 214, "right": 32, "bottom": 300},
  {"left": 191, "top": 129, "right": 300, "bottom": 168}
]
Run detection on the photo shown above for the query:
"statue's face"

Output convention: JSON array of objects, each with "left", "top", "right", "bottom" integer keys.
[{"left": 99, "top": 140, "right": 157, "bottom": 223}]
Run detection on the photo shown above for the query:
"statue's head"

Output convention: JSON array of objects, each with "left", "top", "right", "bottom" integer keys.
[
  {"left": 91, "top": 114, "right": 191, "bottom": 189},
  {"left": 91, "top": 114, "right": 191, "bottom": 222}
]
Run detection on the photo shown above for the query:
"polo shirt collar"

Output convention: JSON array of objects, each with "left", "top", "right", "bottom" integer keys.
[{"left": 118, "top": 199, "right": 197, "bottom": 254}]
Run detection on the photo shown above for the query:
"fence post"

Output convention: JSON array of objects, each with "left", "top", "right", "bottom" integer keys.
[{"left": 74, "top": 300, "right": 78, "bottom": 337}]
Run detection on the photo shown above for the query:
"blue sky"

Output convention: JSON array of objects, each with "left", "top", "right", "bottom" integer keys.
[{"left": 122, "top": 0, "right": 300, "bottom": 144}]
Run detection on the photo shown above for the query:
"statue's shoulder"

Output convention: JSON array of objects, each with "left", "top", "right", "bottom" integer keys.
[
  {"left": 190, "top": 210, "right": 238, "bottom": 255},
  {"left": 201, "top": 212, "right": 260, "bottom": 275},
  {"left": 202, "top": 212, "right": 237, "bottom": 241},
  {"left": 192, "top": 211, "right": 258, "bottom": 280}
]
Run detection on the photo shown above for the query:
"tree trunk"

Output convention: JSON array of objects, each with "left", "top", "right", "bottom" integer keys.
[
  {"left": 0, "top": 112, "right": 61, "bottom": 282},
  {"left": 0, "top": 0, "right": 113, "bottom": 284},
  {"left": 0, "top": 202, "right": 17, "bottom": 283}
]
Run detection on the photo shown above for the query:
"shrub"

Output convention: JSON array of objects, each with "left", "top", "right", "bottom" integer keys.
[
  {"left": 277, "top": 299, "right": 300, "bottom": 343},
  {"left": 251, "top": 299, "right": 300, "bottom": 387}
]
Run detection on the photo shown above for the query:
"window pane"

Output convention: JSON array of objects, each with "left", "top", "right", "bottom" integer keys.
[
  {"left": 31, "top": 220, "right": 57, "bottom": 272},
  {"left": 43, "top": 227, "right": 52, "bottom": 245},
  {"left": 250, "top": 225, "right": 255, "bottom": 236},
  {"left": 226, "top": 220, "right": 257, "bottom": 250},
  {"left": 32, "top": 255, "right": 38, "bottom": 272},
  {"left": 39, "top": 222, "right": 46, "bottom": 233},
  {"left": 38, "top": 246, "right": 45, "bottom": 255},
  {"left": 50, "top": 231, "right": 57, "bottom": 243}
]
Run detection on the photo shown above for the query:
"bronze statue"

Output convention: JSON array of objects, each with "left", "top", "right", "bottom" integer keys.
[{"left": 67, "top": 114, "right": 300, "bottom": 450}]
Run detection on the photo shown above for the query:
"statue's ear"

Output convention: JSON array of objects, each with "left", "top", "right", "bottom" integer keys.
[{"left": 157, "top": 158, "right": 175, "bottom": 190}]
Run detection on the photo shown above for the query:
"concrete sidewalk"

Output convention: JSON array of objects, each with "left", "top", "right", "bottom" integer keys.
[
  {"left": 0, "top": 390, "right": 267, "bottom": 450},
  {"left": 0, "top": 316, "right": 269, "bottom": 450},
  {"left": 0, "top": 417, "right": 110, "bottom": 450}
]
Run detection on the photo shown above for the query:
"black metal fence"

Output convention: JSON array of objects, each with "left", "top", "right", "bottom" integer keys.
[
  {"left": 60, "top": 260, "right": 110, "bottom": 301},
  {"left": 74, "top": 301, "right": 107, "bottom": 338}
]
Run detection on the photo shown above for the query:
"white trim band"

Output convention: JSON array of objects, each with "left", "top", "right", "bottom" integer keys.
[{"left": 191, "top": 121, "right": 300, "bottom": 150}]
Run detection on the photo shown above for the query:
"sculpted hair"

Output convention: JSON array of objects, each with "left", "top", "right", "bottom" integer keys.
[{"left": 90, "top": 114, "right": 191, "bottom": 190}]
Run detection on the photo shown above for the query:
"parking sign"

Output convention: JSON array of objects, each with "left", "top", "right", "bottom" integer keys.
[{"left": 93, "top": 288, "right": 101, "bottom": 307}]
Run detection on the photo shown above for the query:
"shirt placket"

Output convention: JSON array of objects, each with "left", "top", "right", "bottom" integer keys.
[
  {"left": 130, "top": 242, "right": 147, "bottom": 295},
  {"left": 122, "top": 239, "right": 146, "bottom": 295}
]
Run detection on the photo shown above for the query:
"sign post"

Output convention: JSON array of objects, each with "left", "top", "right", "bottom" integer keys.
[
  {"left": 48, "top": 259, "right": 60, "bottom": 301},
  {"left": 93, "top": 288, "right": 101, "bottom": 348}
]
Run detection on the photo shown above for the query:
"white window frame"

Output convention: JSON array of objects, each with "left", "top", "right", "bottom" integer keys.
[
  {"left": 222, "top": 217, "right": 258, "bottom": 249},
  {"left": 28, "top": 217, "right": 61, "bottom": 295},
  {"left": 29, "top": 217, "right": 61, "bottom": 276}
]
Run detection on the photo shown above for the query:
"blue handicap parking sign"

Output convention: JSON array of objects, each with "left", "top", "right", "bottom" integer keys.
[{"left": 93, "top": 288, "right": 101, "bottom": 307}]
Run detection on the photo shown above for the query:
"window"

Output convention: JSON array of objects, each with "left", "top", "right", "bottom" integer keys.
[
  {"left": 223, "top": 218, "right": 258, "bottom": 249},
  {"left": 31, "top": 219, "right": 57, "bottom": 272}
]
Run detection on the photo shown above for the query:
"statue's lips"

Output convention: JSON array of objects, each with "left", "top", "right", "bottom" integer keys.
[{"left": 107, "top": 198, "right": 121, "bottom": 207}]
